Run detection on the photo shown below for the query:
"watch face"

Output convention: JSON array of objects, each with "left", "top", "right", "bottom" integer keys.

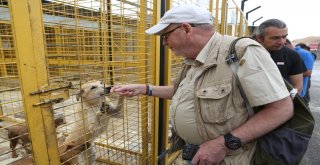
[
  {"left": 227, "top": 138, "right": 241, "bottom": 150},
  {"left": 225, "top": 133, "right": 241, "bottom": 150}
]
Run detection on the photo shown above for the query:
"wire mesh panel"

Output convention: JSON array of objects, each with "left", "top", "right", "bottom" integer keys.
[
  {"left": 41, "top": 0, "right": 155, "bottom": 164},
  {"left": 0, "top": 0, "right": 34, "bottom": 164},
  {"left": 1, "top": 0, "right": 156, "bottom": 164}
]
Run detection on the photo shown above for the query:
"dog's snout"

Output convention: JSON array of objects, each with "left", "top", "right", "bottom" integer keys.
[{"left": 105, "top": 86, "right": 112, "bottom": 94}]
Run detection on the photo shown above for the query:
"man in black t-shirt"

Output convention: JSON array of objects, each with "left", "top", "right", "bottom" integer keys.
[
  {"left": 255, "top": 19, "right": 306, "bottom": 94},
  {"left": 269, "top": 46, "right": 306, "bottom": 81}
]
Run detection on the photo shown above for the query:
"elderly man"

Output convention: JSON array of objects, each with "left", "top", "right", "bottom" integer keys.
[{"left": 112, "top": 5, "right": 293, "bottom": 165}]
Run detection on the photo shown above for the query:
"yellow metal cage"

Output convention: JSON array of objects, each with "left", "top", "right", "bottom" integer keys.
[
  {"left": 1, "top": 0, "right": 155, "bottom": 164},
  {"left": 0, "top": 0, "right": 248, "bottom": 164}
]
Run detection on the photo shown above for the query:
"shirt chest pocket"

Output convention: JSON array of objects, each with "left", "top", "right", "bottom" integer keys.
[{"left": 196, "top": 83, "right": 235, "bottom": 123}]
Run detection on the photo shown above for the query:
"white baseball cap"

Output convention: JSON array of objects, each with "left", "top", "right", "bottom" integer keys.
[{"left": 145, "top": 5, "right": 213, "bottom": 35}]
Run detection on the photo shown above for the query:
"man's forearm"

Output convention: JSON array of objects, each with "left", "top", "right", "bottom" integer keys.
[
  {"left": 303, "top": 70, "right": 312, "bottom": 77},
  {"left": 230, "top": 96, "right": 294, "bottom": 144},
  {"left": 289, "top": 74, "right": 303, "bottom": 94},
  {"left": 152, "top": 85, "right": 174, "bottom": 99}
]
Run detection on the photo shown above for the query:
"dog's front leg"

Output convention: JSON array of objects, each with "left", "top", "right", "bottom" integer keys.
[
  {"left": 90, "top": 112, "right": 103, "bottom": 132},
  {"left": 10, "top": 140, "right": 18, "bottom": 158},
  {"left": 95, "top": 112, "right": 103, "bottom": 125}
]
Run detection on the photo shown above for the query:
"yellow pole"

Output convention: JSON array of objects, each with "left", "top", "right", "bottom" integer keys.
[
  {"left": 214, "top": 0, "right": 220, "bottom": 32},
  {"left": 221, "top": 0, "right": 227, "bottom": 35},
  {"left": 138, "top": 0, "right": 149, "bottom": 164},
  {"left": 9, "top": 0, "right": 60, "bottom": 164},
  {"left": 162, "top": 1, "right": 172, "bottom": 164},
  {"left": 152, "top": 0, "right": 161, "bottom": 164},
  {"left": 239, "top": 14, "right": 244, "bottom": 36}
]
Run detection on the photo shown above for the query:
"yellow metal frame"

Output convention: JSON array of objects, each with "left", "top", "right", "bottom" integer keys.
[{"left": 9, "top": 0, "right": 60, "bottom": 164}]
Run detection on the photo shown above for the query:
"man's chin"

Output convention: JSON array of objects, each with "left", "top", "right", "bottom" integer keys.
[
  {"left": 272, "top": 46, "right": 283, "bottom": 51},
  {"left": 170, "top": 49, "right": 179, "bottom": 56},
  {"left": 173, "top": 53, "right": 183, "bottom": 57}
]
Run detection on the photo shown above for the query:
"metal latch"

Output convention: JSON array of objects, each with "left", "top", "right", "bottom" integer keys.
[
  {"left": 30, "top": 82, "right": 72, "bottom": 95},
  {"left": 33, "top": 98, "right": 64, "bottom": 106},
  {"left": 30, "top": 82, "right": 73, "bottom": 106}
]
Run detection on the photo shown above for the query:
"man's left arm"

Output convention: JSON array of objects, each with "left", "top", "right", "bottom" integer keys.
[
  {"left": 192, "top": 96, "right": 293, "bottom": 164},
  {"left": 303, "top": 53, "right": 315, "bottom": 77},
  {"left": 192, "top": 45, "right": 294, "bottom": 164},
  {"left": 230, "top": 96, "right": 293, "bottom": 143},
  {"left": 289, "top": 73, "right": 303, "bottom": 94}
]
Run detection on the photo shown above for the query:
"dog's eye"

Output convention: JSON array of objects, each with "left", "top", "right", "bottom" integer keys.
[{"left": 91, "top": 86, "right": 97, "bottom": 90}]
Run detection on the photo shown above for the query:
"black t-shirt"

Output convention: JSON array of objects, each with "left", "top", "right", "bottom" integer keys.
[{"left": 269, "top": 46, "right": 307, "bottom": 81}]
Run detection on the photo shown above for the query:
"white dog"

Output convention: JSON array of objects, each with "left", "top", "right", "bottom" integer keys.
[{"left": 59, "top": 81, "right": 124, "bottom": 165}]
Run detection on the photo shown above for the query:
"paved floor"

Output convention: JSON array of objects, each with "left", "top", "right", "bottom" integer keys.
[{"left": 300, "top": 59, "right": 320, "bottom": 165}]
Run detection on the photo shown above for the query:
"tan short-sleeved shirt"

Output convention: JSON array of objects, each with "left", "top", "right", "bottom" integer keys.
[
  {"left": 170, "top": 35, "right": 289, "bottom": 145},
  {"left": 169, "top": 34, "right": 215, "bottom": 145},
  {"left": 170, "top": 62, "right": 203, "bottom": 145},
  {"left": 238, "top": 46, "right": 289, "bottom": 106}
]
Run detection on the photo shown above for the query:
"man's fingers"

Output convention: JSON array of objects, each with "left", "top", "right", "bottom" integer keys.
[{"left": 192, "top": 153, "right": 200, "bottom": 165}]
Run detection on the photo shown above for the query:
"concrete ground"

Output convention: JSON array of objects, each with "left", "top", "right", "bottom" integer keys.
[{"left": 300, "top": 59, "right": 320, "bottom": 165}]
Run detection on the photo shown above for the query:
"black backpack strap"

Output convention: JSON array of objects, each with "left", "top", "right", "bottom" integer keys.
[
  {"left": 226, "top": 37, "right": 255, "bottom": 116},
  {"left": 226, "top": 37, "right": 248, "bottom": 64}
]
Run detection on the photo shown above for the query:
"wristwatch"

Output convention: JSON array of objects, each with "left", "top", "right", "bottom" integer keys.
[{"left": 224, "top": 133, "right": 242, "bottom": 150}]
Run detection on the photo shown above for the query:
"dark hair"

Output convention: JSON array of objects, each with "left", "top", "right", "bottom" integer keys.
[
  {"left": 296, "top": 43, "right": 310, "bottom": 51},
  {"left": 251, "top": 34, "right": 257, "bottom": 40},
  {"left": 286, "top": 39, "right": 292, "bottom": 45},
  {"left": 257, "top": 19, "right": 287, "bottom": 36}
]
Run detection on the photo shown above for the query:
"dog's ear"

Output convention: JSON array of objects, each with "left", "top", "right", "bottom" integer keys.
[
  {"left": 76, "top": 89, "right": 84, "bottom": 101},
  {"left": 66, "top": 144, "right": 75, "bottom": 150},
  {"left": 54, "top": 117, "right": 65, "bottom": 128}
]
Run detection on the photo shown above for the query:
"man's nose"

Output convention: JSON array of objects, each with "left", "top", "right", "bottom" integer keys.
[{"left": 279, "top": 37, "right": 287, "bottom": 45}]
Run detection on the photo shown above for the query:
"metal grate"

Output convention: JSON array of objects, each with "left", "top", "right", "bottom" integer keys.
[
  {"left": 1, "top": 0, "right": 155, "bottom": 164},
  {"left": 0, "top": 0, "right": 30, "bottom": 164},
  {"left": 42, "top": 0, "right": 155, "bottom": 164}
]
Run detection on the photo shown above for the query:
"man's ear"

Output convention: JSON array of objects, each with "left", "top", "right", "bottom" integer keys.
[
  {"left": 182, "top": 23, "right": 193, "bottom": 39},
  {"left": 255, "top": 35, "right": 264, "bottom": 43},
  {"left": 76, "top": 89, "right": 84, "bottom": 101},
  {"left": 183, "top": 24, "right": 192, "bottom": 32}
]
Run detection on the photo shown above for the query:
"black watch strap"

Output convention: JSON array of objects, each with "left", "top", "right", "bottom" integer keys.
[{"left": 224, "top": 133, "right": 242, "bottom": 150}]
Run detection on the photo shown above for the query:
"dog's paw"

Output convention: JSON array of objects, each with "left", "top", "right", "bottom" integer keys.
[
  {"left": 57, "top": 134, "right": 67, "bottom": 144},
  {"left": 94, "top": 112, "right": 104, "bottom": 124},
  {"left": 95, "top": 111, "right": 103, "bottom": 118},
  {"left": 26, "top": 148, "right": 32, "bottom": 154}
]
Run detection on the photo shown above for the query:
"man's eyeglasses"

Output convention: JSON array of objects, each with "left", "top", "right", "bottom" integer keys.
[{"left": 161, "top": 25, "right": 182, "bottom": 39}]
